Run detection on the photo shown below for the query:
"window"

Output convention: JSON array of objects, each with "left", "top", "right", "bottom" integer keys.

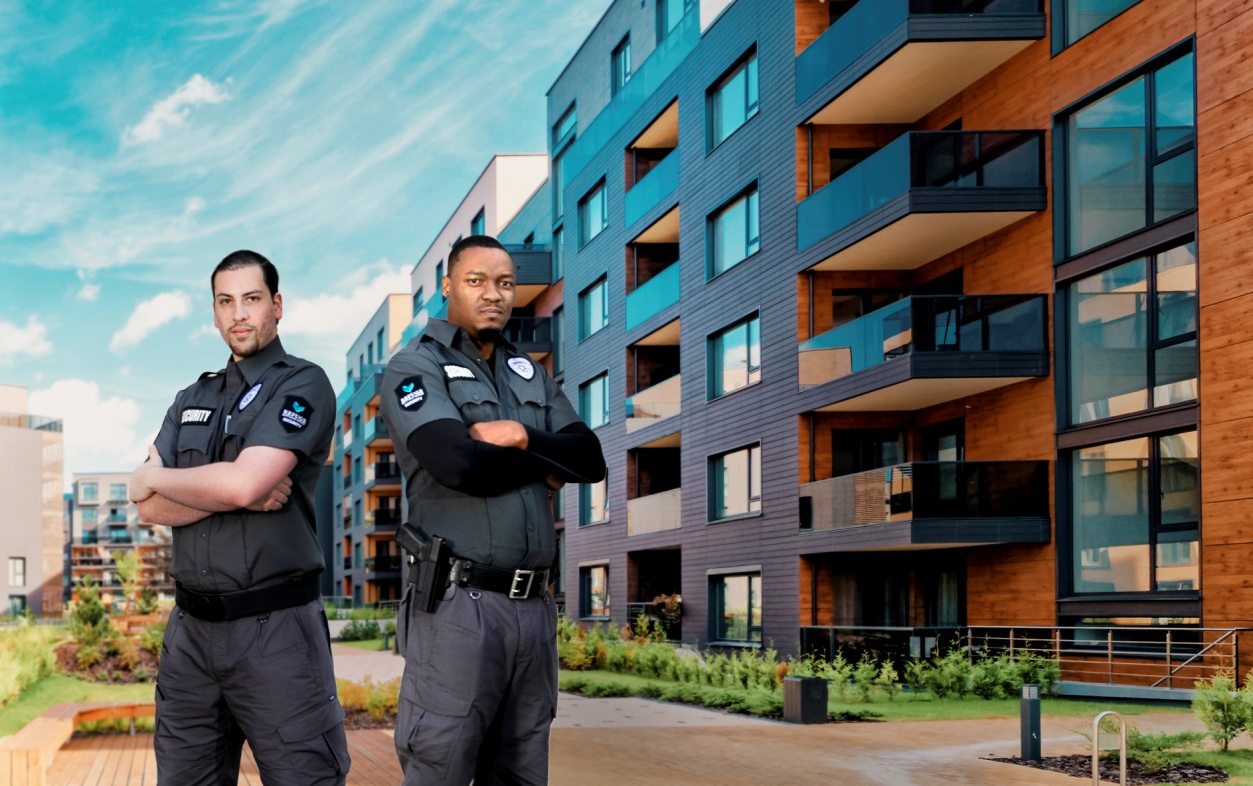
[
  {"left": 8, "top": 596, "right": 24, "bottom": 617},
  {"left": 552, "top": 484, "right": 566, "bottom": 522},
  {"left": 578, "top": 181, "right": 608, "bottom": 247},
  {"left": 581, "top": 479, "right": 609, "bottom": 525},
  {"left": 435, "top": 261, "right": 444, "bottom": 299},
  {"left": 580, "top": 565, "right": 609, "bottom": 617},
  {"left": 578, "top": 277, "right": 608, "bottom": 340},
  {"left": 353, "top": 499, "right": 362, "bottom": 529},
  {"left": 710, "top": 444, "right": 762, "bottom": 520},
  {"left": 553, "top": 104, "right": 576, "bottom": 150},
  {"left": 711, "top": 572, "right": 762, "bottom": 643},
  {"left": 378, "top": 328, "right": 385, "bottom": 357},
  {"left": 471, "top": 208, "right": 485, "bottom": 236},
  {"left": 552, "top": 307, "right": 565, "bottom": 374},
  {"left": 553, "top": 228, "right": 565, "bottom": 281},
  {"left": 1067, "top": 241, "right": 1196, "bottom": 425},
  {"left": 709, "top": 49, "right": 759, "bottom": 149},
  {"left": 709, "top": 314, "right": 761, "bottom": 397},
  {"left": 353, "top": 541, "right": 362, "bottom": 569},
  {"left": 109, "top": 484, "right": 126, "bottom": 502},
  {"left": 1060, "top": 0, "right": 1142, "bottom": 48},
  {"left": 367, "top": 342, "right": 374, "bottom": 366},
  {"left": 554, "top": 530, "right": 566, "bottom": 594},
  {"left": 1070, "top": 430, "right": 1198, "bottom": 594},
  {"left": 579, "top": 373, "right": 609, "bottom": 429},
  {"left": 552, "top": 154, "right": 566, "bottom": 221},
  {"left": 82, "top": 508, "right": 97, "bottom": 523},
  {"left": 611, "top": 35, "right": 632, "bottom": 96},
  {"left": 8, "top": 558, "right": 25, "bottom": 587},
  {"left": 552, "top": 104, "right": 575, "bottom": 221},
  {"left": 657, "top": 0, "right": 695, "bottom": 42},
  {"left": 831, "top": 429, "right": 907, "bottom": 477},
  {"left": 1062, "top": 50, "right": 1195, "bottom": 257},
  {"left": 709, "top": 184, "right": 760, "bottom": 276},
  {"left": 334, "top": 543, "right": 342, "bottom": 569},
  {"left": 413, "top": 287, "right": 424, "bottom": 316},
  {"left": 80, "top": 482, "right": 97, "bottom": 502}
]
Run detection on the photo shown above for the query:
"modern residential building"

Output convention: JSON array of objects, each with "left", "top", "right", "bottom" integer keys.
[
  {"left": 0, "top": 384, "right": 64, "bottom": 616},
  {"left": 70, "top": 472, "right": 173, "bottom": 603}
]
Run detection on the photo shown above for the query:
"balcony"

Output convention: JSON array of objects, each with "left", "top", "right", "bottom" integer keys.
[
  {"left": 342, "top": 474, "right": 352, "bottom": 490},
  {"left": 796, "top": 0, "right": 1045, "bottom": 124},
  {"left": 626, "top": 375, "right": 682, "bottom": 433},
  {"left": 798, "top": 130, "right": 1045, "bottom": 270},
  {"left": 364, "top": 555, "right": 402, "bottom": 574},
  {"left": 363, "top": 416, "right": 389, "bottom": 447},
  {"left": 367, "top": 508, "right": 401, "bottom": 530},
  {"left": 399, "top": 298, "right": 449, "bottom": 347},
  {"left": 625, "top": 149, "right": 679, "bottom": 229},
  {"left": 799, "top": 294, "right": 1047, "bottom": 411},
  {"left": 80, "top": 532, "right": 98, "bottom": 545},
  {"left": 343, "top": 557, "right": 352, "bottom": 571},
  {"left": 371, "top": 462, "right": 401, "bottom": 486},
  {"left": 625, "top": 262, "right": 680, "bottom": 332},
  {"left": 502, "top": 316, "right": 553, "bottom": 357},
  {"left": 799, "top": 461, "right": 1050, "bottom": 550},
  {"left": 627, "top": 489, "right": 682, "bottom": 537}
]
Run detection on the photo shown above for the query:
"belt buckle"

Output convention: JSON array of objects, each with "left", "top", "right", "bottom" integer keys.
[{"left": 509, "top": 569, "right": 535, "bottom": 600}]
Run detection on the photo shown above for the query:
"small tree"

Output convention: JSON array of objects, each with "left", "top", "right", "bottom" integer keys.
[
  {"left": 69, "top": 576, "right": 112, "bottom": 647},
  {"left": 112, "top": 551, "right": 141, "bottom": 615},
  {"left": 1191, "top": 670, "right": 1252, "bottom": 751}
]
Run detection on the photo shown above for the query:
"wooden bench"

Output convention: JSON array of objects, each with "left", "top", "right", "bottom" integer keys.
[{"left": 0, "top": 702, "right": 155, "bottom": 786}]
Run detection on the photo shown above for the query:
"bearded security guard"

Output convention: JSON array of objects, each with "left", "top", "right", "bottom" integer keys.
[
  {"left": 129, "top": 250, "right": 349, "bottom": 786},
  {"left": 381, "top": 235, "right": 605, "bottom": 785}
]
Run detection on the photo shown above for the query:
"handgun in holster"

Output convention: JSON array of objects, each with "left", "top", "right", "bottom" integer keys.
[{"left": 395, "top": 523, "right": 451, "bottom": 614}]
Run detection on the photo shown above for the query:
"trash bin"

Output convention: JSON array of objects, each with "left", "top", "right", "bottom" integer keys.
[{"left": 783, "top": 676, "right": 828, "bottom": 724}]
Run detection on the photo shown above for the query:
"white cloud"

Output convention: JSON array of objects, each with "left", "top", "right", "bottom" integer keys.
[
  {"left": 109, "top": 291, "right": 193, "bottom": 352},
  {"left": 282, "top": 261, "right": 409, "bottom": 340},
  {"left": 0, "top": 154, "right": 99, "bottom": 235},
  {"left": 188, "top": 323, "right": 219, "bottom": 342},
  {"left": 76, "top": 282, "right": 100, "bottom": 301},
  {"left": 29, "top": 379, "right": 149, "bottom": 483},
  {"left": 122, "top": 74, "right": 231, "bottom": 147},
  {"left": 0, "top": 315, "right": 53, "bottom": 363}
]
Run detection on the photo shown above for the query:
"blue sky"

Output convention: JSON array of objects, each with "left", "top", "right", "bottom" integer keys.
[{"left": 0, "top": 0, "right": 602, "bottom": 486}]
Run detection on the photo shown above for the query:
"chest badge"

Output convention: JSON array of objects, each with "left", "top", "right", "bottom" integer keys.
[
  {"left": 279, "top": 396, "right": 313, "bottom": 433},
  {"left": 443, "top": 364, "right": 475, "bottom": 380},
  {"left": 238, "top": 383, "right": 263, "bottom": 411},
  {"left": 507, "top": 357, "right": 534, "bottom": 380},
  {"left": 396, "top": 376, "right": 426, "bottom": 410},
  {"left": 180, "top": 407, "right": 214, "bottom": 426}
]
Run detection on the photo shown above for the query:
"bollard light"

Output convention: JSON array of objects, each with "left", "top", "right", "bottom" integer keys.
[{"left": 1021, "top": 684, "right": 1041, "bottom": 762}]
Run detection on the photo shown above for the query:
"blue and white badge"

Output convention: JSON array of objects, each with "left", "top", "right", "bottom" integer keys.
[
  {"left": 238, "top": 383, "right": 263, "bottom": 411},
  {"left": 507, "top": 357, "right": 534, "bottom": 380}
]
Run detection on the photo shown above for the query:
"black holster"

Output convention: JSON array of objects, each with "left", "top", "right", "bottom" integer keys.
[{"left": 395, "top": 523, "right": 451, "bottom": 613}]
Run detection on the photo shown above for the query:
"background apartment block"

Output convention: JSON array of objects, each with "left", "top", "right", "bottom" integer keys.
[
  {"left": 0, "top": 384, "right": 64, "bottom": 616},
  {"left": 69, "top": 472, "right": 173, "bottom": 604}
]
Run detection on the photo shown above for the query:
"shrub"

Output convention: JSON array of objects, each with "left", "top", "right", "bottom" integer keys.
[
  {"left": 1124, "top": 727, "right": 1206, "bottom": 773},
  {"left": 1192, "top": 671, "right": 1252, "bottom": 751},
  {"left": 77, "top": 644, "right": 102, "bottom": 670},
  {"left": 874, "top": 661, "right": 900, "bottom": 702},
  {"left": 140, "top": 623, "right": 166, "bottom": 661},
  {"left": 925, "top": 642, "right": 972, "bottom": 699},
  {"left": 851, "top": 654, "right": 879, "bottom": 703},
  {"left": 0, "top": 624, "right": 57, "bottom": 705},
  {"left": 69, "top": 576, "right": 114, "bottom": 648},
  {"left": 134, "top": 667, "right": 150, "bottom": 683},
  {"left": 115, "top": 641, "right": 141, "bottom": 672},
  {"left": 338, "top": 620, "right": 382, "bottom": 642},
  {"left": 904, "top": 658, "right": 930, "bottom": 695},
  {"left": 135, "top": 588, "right": 160, "bottom": 616},
  {"left": 582, "top": 681, "right": 632, "bottom": 698}
]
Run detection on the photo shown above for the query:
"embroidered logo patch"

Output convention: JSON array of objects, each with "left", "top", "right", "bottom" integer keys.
[
  {"left": 180, "top": 407, "right": 214, "bottom": 426},
  {"left": 238, "top": 383, "right": 263, "bottom": 411},
  {"left": 443, "top": 364, "right": 475, "bottom": 380},
  {"left": 279, "top": 396, "right": 312, "bottom": 433},
  {"left": 507, "top": 357, "right": 534, "bottom": 380},
  {"left": 396, "top": 376, "right": 426, "bottom": 410}
]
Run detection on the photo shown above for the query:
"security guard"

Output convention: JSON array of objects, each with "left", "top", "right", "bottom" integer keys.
[
  {"left": 129, "top": 250, "right": 350, "bottom": 786},
  {"left": 381, "top": 235, "right": 605, "bottom": 785}
]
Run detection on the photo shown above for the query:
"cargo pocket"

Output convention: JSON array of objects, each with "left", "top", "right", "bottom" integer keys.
[
  {"left": 277, "top": 701, "right": 349, "bottom": 777},
  {"left": 400, "top": 694, "right": 465, "bottom": 781}
]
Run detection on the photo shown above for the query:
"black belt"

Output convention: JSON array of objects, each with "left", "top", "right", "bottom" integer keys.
[
  {"left": 175, "top": 575, "right": 320, "bottom": 622},
  {"left": 449, "top": 559, "right": 549, "bottom": 600}
]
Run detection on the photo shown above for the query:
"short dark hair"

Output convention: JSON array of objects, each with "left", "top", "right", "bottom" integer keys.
[
  {"left": 447, "top": 235, "right": 510, "bottom": 274},
  {"left": 211, "top": 250, "right": 279, "bottom": 297}
]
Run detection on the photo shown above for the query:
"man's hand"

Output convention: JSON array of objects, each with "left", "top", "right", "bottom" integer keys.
[
  {"left": 129, "top": 445, "right": 163, "bottom": 503},
  {"left": 246, "top": 476, "right": 293, "bottom": 512},
  {"left": 468, "top": 420, "right": 528, "bottom": 449}
]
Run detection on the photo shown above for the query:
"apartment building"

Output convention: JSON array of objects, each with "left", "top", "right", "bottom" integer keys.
[
  {"left": 0, "top": 384, "right": 64, "bottom": 616},
  {"left": 529, "top": 0, "right": 1250, "bottom": 676},
  {"left": 70, "top": 472, "right": 173, "bottom": 603}
]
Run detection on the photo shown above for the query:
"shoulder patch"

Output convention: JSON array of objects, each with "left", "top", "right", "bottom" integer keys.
[
  {"left": 279, "top": 396, "right": 313, "bottom": 433},
  {"left": 506, "top": 356, "right": 534, "bottom": 381},
  {"left": 238, "top": 383, "right": 263, "bottom": 411},
  {"left": 396, "top": 376, "right": 426, "bottom": 411},
  {"left": 442, "top": 364, "right": 476, "bottom": 380},
  {"left": 180, "top": 407, "right": 215, "bottom": 426}
]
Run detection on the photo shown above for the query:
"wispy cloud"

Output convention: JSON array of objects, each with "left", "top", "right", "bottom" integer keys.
[
  {"left": 109, "top": 291, "right": 193, "bottom": 352},
  {"left": 122, "top": 74, "right": 231, "bottom": 147},
  {"left": 0, "top": 153, "right": 100, "bottom": 236},
  {"left": 29, "top": 379, "right": 150, "bottom": 481},
  {"left": 0, "top": 315, "right": 53, "bottom": 363}
]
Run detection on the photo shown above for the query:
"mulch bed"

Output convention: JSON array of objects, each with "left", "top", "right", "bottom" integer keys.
[
  {"left": 343, "top": 709, "right": 396, "bottom": 730},
  {"left": 55, "top": 641, "right": 159, "bottom": 684},
  {"left": 987, "top": 755, "right": 1228, "bottom": 784}
]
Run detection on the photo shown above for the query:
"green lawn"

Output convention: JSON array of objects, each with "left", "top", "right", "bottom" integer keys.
[
  {"left": 1180, "top": 749, "right": 1253, "bottom": 785},
  {"left": 336, "top": 638, "right": 393, "bottom": 652},
  {"left": 0, "top": 675, "right": 155, "bottom": 739}
]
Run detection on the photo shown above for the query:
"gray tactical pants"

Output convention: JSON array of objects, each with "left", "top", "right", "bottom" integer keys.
[
  {"left": 395, "top": 585, "right": 558, "bottom": 786},
  {"left": 154, "top": 599, "right": 350, "bottom": 786}
]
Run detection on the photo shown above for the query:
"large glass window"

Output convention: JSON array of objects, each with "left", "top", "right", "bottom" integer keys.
[
  {"left": 353, "top": 541, "right": 362, "bottom": 569},
  {"left": 8, "top": 557, "right": 25, "bottom": 587},
  {"left": 554, "top": 529, "right": 566, "bottom": 594},
  {"left": 579, "top": 373, "right": 609, "bottom": 429},
  {"left": 553, "top": 104, "right": 576, "bottom": 150},
  {"left": 82, "top": 508, "right": 97, "bottom": 523},
  {"left": 709, "top": 49, "right": 759, "bottom": 149},
  {"left": 580, "top": 479, "right": 609, "bottom": 526},
  {"left": 709, "top": 314, "right": 761, "bottom": 397},
  {"left": 1061, "top": 0, "right": 1141, "bottom": 48},
  {"left": 471, "top": 208, "right": 485, "bottom": 236},
  {"left": 552, "top": 227, "right": 565, "bottom": 281},
  {"left": 712, "top": 572, "right": 762, "bottom": 643},
  {"left": 711, "top": 444, "right": 762, "bottom": 520},
  {"left": 710, "top": 185, "right": 760, "bottom": 276},
  {"left": 109, "top": 483, "right": 127, "bottom": 501},
  {"left": 1064, "top": 50, "right": 1195, "bottom": 256},
  {"left": 580, "top": 565, "right": 609, "bottom": 617},
  {"left": 1068, "top": 241, "right": 1197, "bottom": 425},
  {"left": 552, "top": 154, "right": 566, "bottom": 221},
  {"left": 611, "top": 35, "right": 632, "bottom": 96},
  {"left": 552, "top": 307, "right": 565, "bottom": 375},
  {"left": 1071, "top": 430, "right": 1198, "bottom": 594},
  {"left": 80, "top": 482, "right": 97, "bottom": 502},
  {"left": 578, "top": 181, "right": 608, "bottom": 247},
  {"left": 657, "top": 0, "right": 695, "bottom": 42},
  {"left": 578, "top": 277, "right": 608, "bottom": 340}
]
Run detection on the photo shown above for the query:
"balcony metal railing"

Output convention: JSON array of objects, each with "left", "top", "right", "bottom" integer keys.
[
  {"left": 372, "top": 462, "right": 400, "bottom": 482},
  {"left": 626, "top": 488, "right": 682, "bottom": 536},
  {"left": 797, "top": 130, "right": 1045, "bottom": 251},
  {"left": 626, "top": 601, "right": 682, "bottom": 640},
  {"left": 0, "top": 412, "right": 63, "bottom": 432},
  {"left": 342, "top": 557, "right": 352, "bottom": 571},
  {"left": 625, "top": 261, "right": 680, "bottom": 331},
  {"left": 368, "top": 508, "right": 401, "bottom": 528},
  {"left": 625, "top": 374, "right": 681, "bottom": 430},
  {"left": 365, "top": 555, "right": 402, "bottom": 573},
  {"left": 625, "top": 148, "right": 679, "bottom": 228},
  {"left": 800, "top": 460, "right": 1049, "bottom": 531},
  {"left": 798, "top": 294, "right": 1047, "bottom": 387}
]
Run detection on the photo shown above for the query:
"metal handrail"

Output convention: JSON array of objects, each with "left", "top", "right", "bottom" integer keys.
[{"left": 1151, "top": 628, "right": 1241, "bottom": 688}]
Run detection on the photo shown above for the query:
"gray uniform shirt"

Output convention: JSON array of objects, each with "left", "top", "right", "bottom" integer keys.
[
  {"left": 153, "top": 337, "right": 334, "bottom": 593},
  {"left": 380, "top": 318, "right": 582, "bottom": 571}
]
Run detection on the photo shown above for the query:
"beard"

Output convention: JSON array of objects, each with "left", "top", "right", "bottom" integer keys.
[{"left": 476, "top": 327, "right": 503, "bottom": 344}]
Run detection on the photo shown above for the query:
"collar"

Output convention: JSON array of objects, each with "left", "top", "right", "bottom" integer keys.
[
  {"left": 224, "top": 336, "right": 289, "bottom": 387},
  {"left": 424, "top": 318, "right": 518, "bottom": 357}
]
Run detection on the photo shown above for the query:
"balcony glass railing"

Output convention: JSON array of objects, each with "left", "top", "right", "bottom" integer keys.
[
  {"left": 800, "top": 460, "right": 1049, "bottom": 532},
  {"left": 365, "top": 555, "right": 402, "bottom": 573},
  {"left": 502, "top": 317, "right": 553, "bottom": 347},
  {"left": 369, "top": 508, "right": 401, "bottom": 528},
  {"left": 399, "top": 298, "right": 449, "bottom": 347},
  {"left": 797, "top": 130, "right": 1044, "bottom": 251},
  {"left": 796, "top": 0, "right": 1044, "bottom": 103},
  {"left": 625, "top": 149, "right": 679, "bottom": 228},
  {"left": 0, "top": 412, "right": 63, "bottom": 432},
  {"left": 626, "top": 488, "right": 682, "bottom": 536},
  {"left": 798, "top": 294, "right": 1046, "bottom": 387},
  {"left": 625, "top": 374, "right": 681, "bottom": 428},
  {"left": 625, "top": 262, "right": 681, "bottom": 331},
  {"left": 372, "top": 463, "right": 401, "bottom": 483}
]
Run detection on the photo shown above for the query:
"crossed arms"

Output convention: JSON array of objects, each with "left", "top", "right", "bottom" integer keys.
[{"left": 129, "top": 445, "right": 296, "bottom": 527}]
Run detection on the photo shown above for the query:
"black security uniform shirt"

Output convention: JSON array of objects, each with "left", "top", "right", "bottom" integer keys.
[
  {"left": 153, "top": 337, "right": 334, "bottom": 593},
  {"left": 381, "top": 319, "right": 583, "bottom": 571}
]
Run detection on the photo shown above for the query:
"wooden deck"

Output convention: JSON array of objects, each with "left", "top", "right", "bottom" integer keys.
[{"left": 44, "top": 730, "right": 399, "bottom": 785}]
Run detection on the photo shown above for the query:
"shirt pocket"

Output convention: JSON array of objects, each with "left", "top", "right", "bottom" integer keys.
[
  {"left": 508, "top": 380, "right": 547, "bottom": 430},
  {"left": 447, "top": 381, "right": 501, "bottom": 424},
  {"left": 176, "top": 425, "right": 215, "bottom": 468}
]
